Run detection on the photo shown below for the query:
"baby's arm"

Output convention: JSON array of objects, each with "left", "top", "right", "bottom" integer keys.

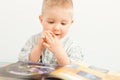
[
  {"left": 29, "top": 34, "right": 45, "bottom": 62},
  {"left": 43, "top": 31, "right": 70, "bottom": 65},
  {"left": 29, "top": 43, "right": 43, "bottom": 62},
  {"left": 19, "top": 34, "right": 41, "bottom": 62},
  {"left": 52, "top": 47, "right": 70, "bottom": 65}
]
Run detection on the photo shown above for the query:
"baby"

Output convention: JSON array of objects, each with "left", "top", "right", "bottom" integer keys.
[{"left": 19, "top": 0, "right": 83, "bottom": 65}]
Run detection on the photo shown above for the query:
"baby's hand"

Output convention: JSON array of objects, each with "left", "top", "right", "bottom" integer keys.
[
  {"left": 42, "top": 31, "right": 64, "bottom": 54},
  {"left": 37, "top": 32, "right": 46, "bottom": 51}
]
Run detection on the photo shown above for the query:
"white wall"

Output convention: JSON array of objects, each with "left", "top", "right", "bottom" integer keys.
[{"left": 0, "top": 0, "right": 120, "bottom": 71}]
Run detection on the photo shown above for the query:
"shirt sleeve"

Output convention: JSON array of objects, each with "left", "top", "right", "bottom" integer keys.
[
  {"left": 68, "top": 42, "right": 84, "bottom": 63},
  {"left": 18, "top": 34, "right": 39, "bottom": 62}
]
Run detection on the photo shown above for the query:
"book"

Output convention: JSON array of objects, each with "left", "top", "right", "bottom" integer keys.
[
  {"left": 0, "top": 61, "right": 61, "bottom": 80},
  {"left": 0, "top": 61, "right": 120, "bottom": 80},
  {"left": 50, "top": 63, "right": 120, "bottom": 80}
]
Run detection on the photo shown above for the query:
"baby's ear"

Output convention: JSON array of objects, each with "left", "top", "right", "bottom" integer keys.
[{"left": 39, "top": 15, "right": 43, "bottom": 22}]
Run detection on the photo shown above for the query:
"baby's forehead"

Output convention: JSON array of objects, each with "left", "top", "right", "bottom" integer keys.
[
  {"left": 44, "top": 17, "right": 73, "bottom": 23},
  {"left": 45, "top": 17, "right": 72, "bottom": 22}
]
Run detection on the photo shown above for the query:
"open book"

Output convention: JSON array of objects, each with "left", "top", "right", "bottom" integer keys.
[{"left": 0, "top": 61, "right": 119, "bottom": 80}]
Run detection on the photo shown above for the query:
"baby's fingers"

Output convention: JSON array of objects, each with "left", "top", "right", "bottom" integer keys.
[{"left": 43, "top": 42, "right": 50, "bottom": 48}]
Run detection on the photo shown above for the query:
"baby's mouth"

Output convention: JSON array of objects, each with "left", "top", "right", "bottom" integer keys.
[
  {"left": 55, "top": 34, "right": 59, "bottom": 36},
  {"left": 55, "top": 34, "right": 60, "bottom": 36},
  {"left": 54, "top": 34, "right": 62, "bottom": 39}
]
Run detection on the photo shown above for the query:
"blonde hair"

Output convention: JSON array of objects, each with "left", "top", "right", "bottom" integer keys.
[{"left": 41, "top": 0, "right": 73, "bottom": 14}]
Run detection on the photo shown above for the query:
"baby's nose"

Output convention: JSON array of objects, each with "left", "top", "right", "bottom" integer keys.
[{"left": 53, "top": 24, "right": 61, "bottom": 30}]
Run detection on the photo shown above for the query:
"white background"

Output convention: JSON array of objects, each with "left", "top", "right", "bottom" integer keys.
[{"left": 0, "top": 0, "right": 120, "bottom": 71}]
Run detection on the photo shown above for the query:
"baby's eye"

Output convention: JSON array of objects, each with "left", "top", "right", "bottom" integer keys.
[
  {"left": 48, "top": 21, "right": 54, "bottom": 24},
  {"left": 61, "top": 22, "right": 67, "bottom": 25}
]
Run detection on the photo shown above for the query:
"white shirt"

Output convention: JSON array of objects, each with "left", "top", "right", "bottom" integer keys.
[{"left": 18, "top": 33, "right": 83, "bottom": 64}]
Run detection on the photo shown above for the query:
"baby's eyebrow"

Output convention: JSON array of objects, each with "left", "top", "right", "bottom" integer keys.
[
  {"left": 47, "top": 18, "right": 54, "bottom": 20},
  {"left": 61, "top": 20, "right": 69, "bottom": 23}
]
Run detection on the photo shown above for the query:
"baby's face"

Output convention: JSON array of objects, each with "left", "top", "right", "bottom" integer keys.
[{"left": 39, "top": 7, "right": 73, "bottom": 39}]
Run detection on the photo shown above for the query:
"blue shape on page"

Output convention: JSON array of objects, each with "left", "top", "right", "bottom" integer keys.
[{"left": 77, "top": 71, "right": 102, "bottom": 80}]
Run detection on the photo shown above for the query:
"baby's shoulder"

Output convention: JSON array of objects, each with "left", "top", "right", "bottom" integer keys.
[
  {"left": 66, "top": 36, "right": 80, "bottom": 44},
  {"left": 31, "top": 33, "right": 41, "bottom": 38},
  {"left": 26, "top": 33, "right": 41, "bottom": 43},
  {"left": 63, "top": 36, "right": 81, "bottom": 48}
]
